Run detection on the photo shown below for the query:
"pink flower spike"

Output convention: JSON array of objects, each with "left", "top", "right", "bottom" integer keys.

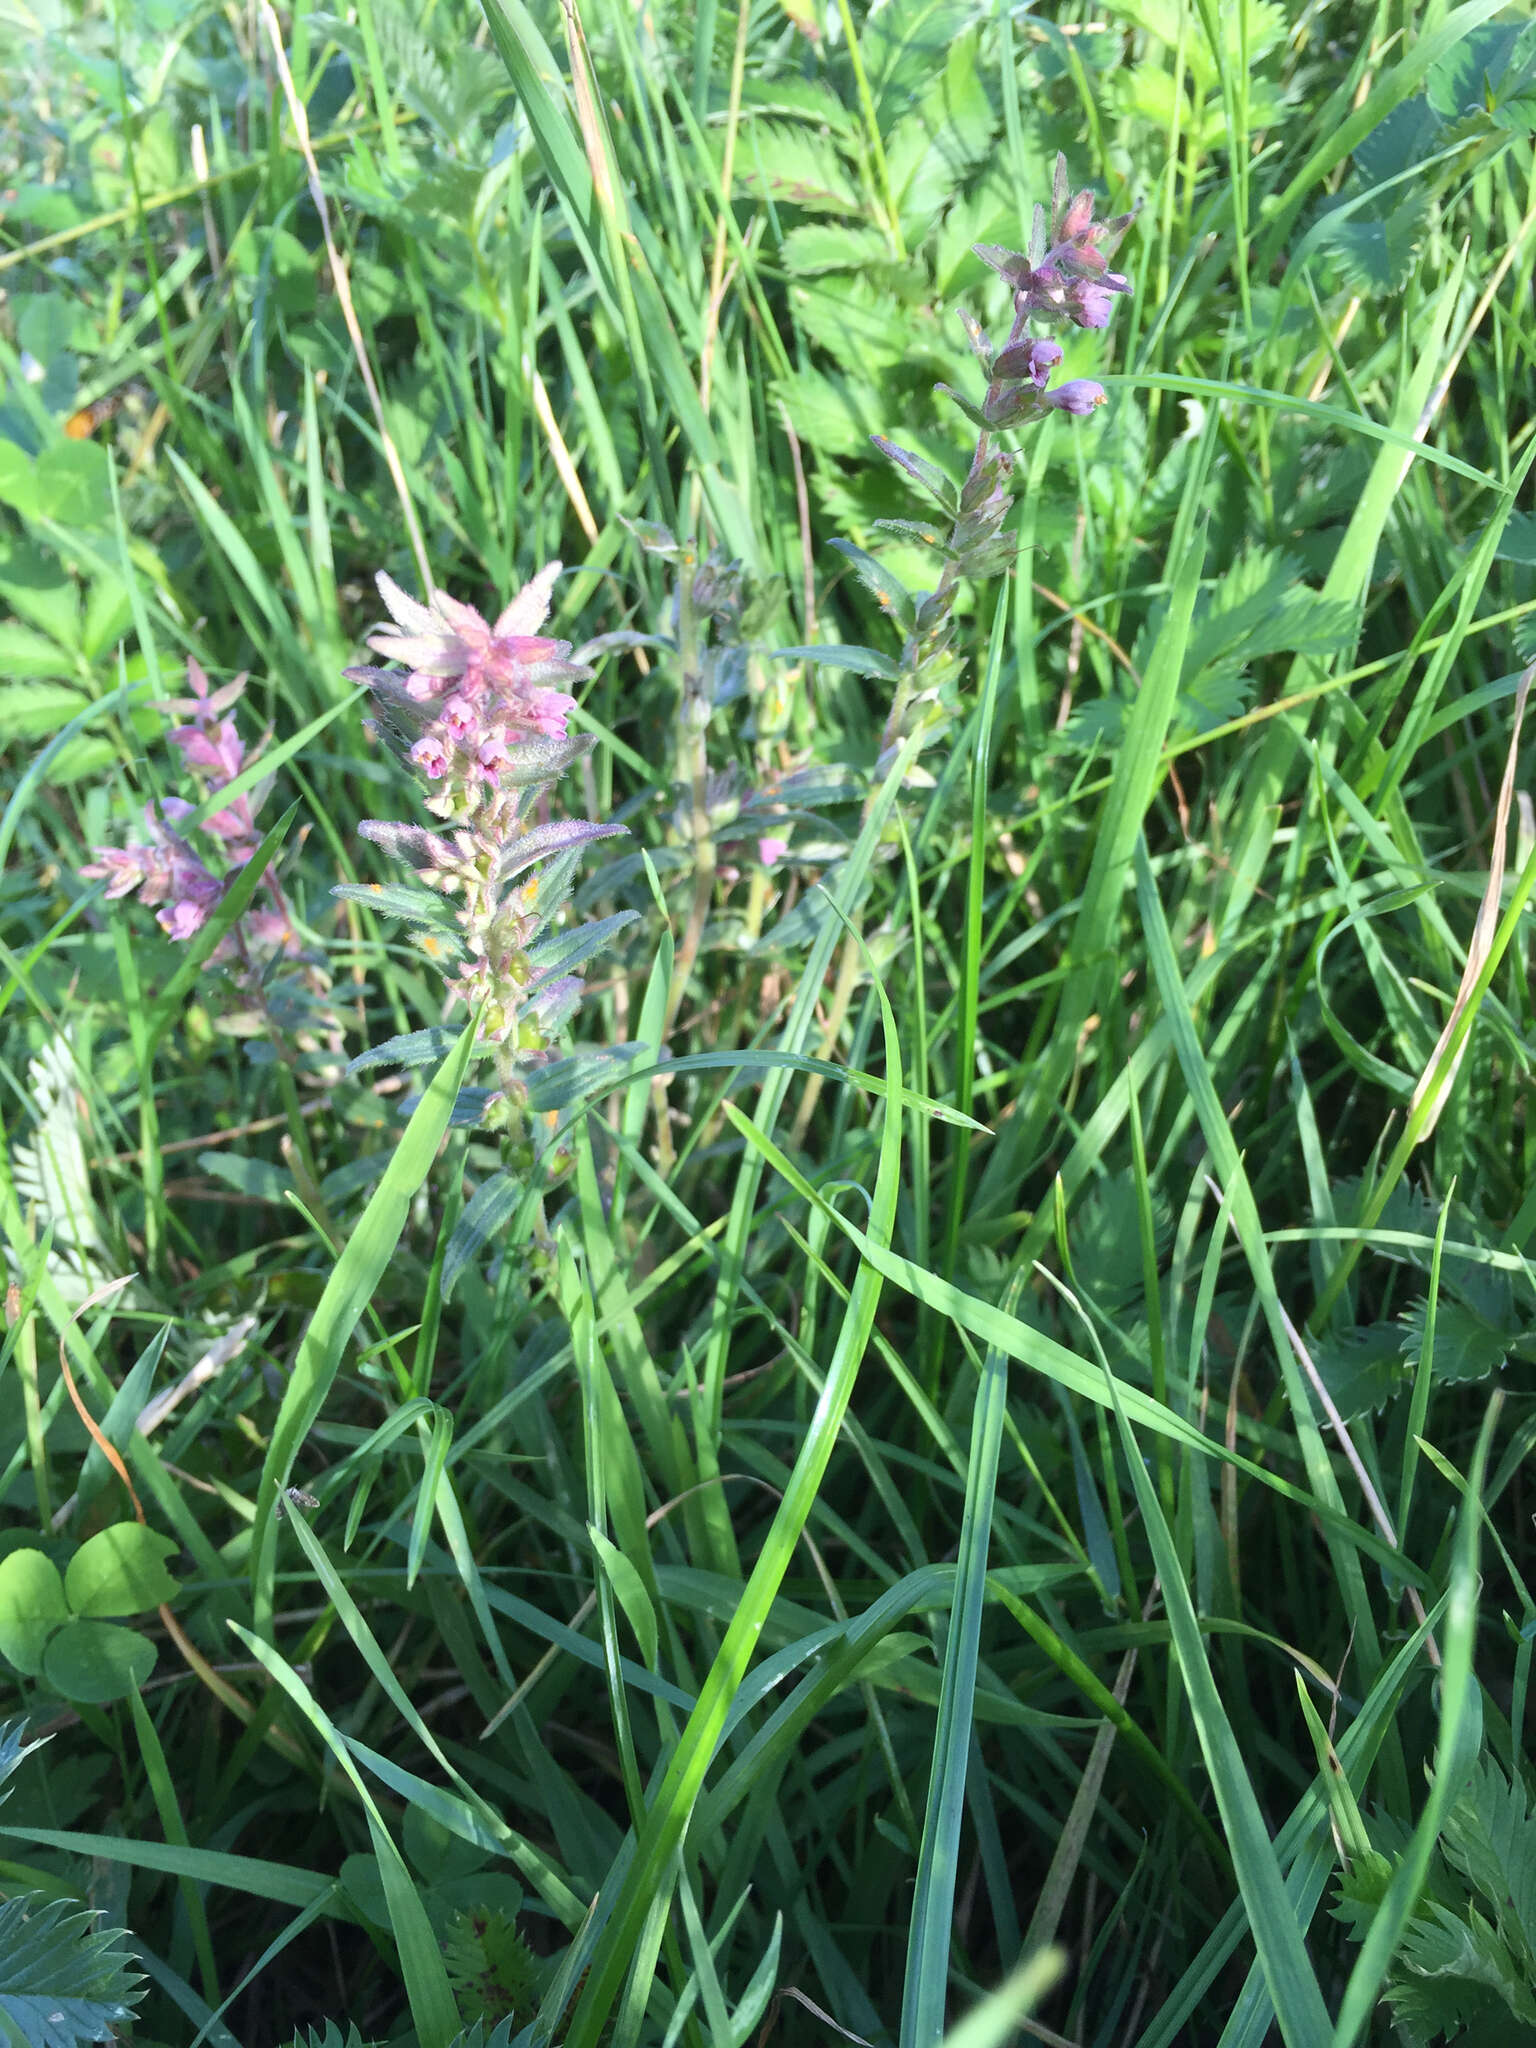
[{"left": 758, "top": 835, "right": 789, "bottom": 866}]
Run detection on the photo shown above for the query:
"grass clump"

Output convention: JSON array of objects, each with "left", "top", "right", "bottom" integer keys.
[{"left": 4, "top": 4, "right": 1536, "bottom": 2046}]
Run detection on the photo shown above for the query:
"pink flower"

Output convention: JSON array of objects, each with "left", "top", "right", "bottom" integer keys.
[
  {"left": 358, "top": 568, "right": 589, "bottom": 792},
  {"left": 409, "top": 732, "right": 452, "bottom": 779},
  {"left": 84, "top": 802, "right": 225, "bottom": 940},
  {"left": 758, "top": 835, "right": 789, "bottom": 866}
]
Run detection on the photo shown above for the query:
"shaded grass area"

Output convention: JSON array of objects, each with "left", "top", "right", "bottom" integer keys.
[{"left": 4, "top": 2, "right": 1536, "bottom": 2045}]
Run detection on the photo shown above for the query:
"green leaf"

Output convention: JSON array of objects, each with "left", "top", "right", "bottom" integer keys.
[
  {"left": 42, "top": 1620, "right": 155, "bottom": 1703},
  {"left": 0, "top": 1551, "right": 70, "bottom": 1676},
  {"left": 63, "top": 1525, "right": 179, "bottom": 1618},
  {"left": 252, "top": 1019, "right": 479, "bottom": 1632},
  {"left": 1397, "top": 1300, "right": 1509, "bottom": 1384},
  {"left": 196, "top": 1153, "right": 296, "bottom": 1204},
  {"left": 0, "top": 440, "right": 40, "bottom": 519},
  {"left": 588, "top": 1524, "right": 659, "bottom": 1669},
  {"left": 441, "top": 1170, "right": 527, "bottom": 1301},
  {"left": 0, "top": 1891, "right": 143, "bottom": 2045},
  {"left": 35, "top": 442, "right": 113, "bottom": 529}
]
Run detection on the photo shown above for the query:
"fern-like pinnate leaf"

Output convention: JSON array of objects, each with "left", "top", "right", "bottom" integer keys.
[
  {"left": 0, "top": 1715, "right": 48, "bottom": 1795},
  {"left": 282, "top": 2025, "right": 382, "bottom": 2048},
  {"left": 0, "top": 1893, "right": 144, "bottom": 2046}
]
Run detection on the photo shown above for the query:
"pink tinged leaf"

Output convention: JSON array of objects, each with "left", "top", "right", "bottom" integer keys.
[
  {"left": 367, "top": 628, "right": 463, "bottom": 674},
  {"left": 374, "top": 570, "right": 438, "bottom": 637},
  {"left": 493, "top": 818, "right": 626, "bottom": 887},
  {"left": 431, "top": 588, "right": 491, "bottom": 638},
  {"left": 494, "top": 560, "right": 562, "bottom": 638},
  {"left": 358, "top": 818, "right": 458, "bottom": 869},
  {"left": 1061, "top": 188, "right": 1096, "bottom": 240}
]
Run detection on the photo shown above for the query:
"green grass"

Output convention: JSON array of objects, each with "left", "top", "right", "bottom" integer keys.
[{"left": 4, "top": 2, "right": 1536, "bottom": 2046}]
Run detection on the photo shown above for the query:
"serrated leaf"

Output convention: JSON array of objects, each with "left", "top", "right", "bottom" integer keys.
[
  {"left": 282, "top": 2023, "right": 381, "bottom": 2048},
  {"left": 348, "top": 1026, "right": 463, "bottom": 1077},
  {"left": 770, "top": 642, "right": 901, "bottom": 682},
  {"left": 1353, "top": 95, "right": 1447, "bottom": 183},
  {"left": 1493, "top": 512, "right": 1536, "bottom": 564},
  {"left": 1394, "top": 1900, "right": 1536, "bottom": 2027},
  {"left": 521, "top": 1043, "right": 648, "bottom": 1112},
  {"left": 0, "top": 1718, "right": 49, "bottom": 1803},
  {"left": 1397, "top": 1299, "right": 1508, "bottom": 1384},
  {"left": 731, "top": 122, "right": 860, "bottom": 212},
  {"left": 1310, "top": 192, "right": 1431, "bottom": 292},
  {"left": 774, "top": 367, "right": 883, "bottom": 460},
  {"left": 872, "top": 436, "right": 959, "bottom": 515},
  {"left": 0, "top": 1892, "right": 143, "bottom": 2045},
  {"left": 0, "top": 638, "right": 80, "bottom": 691},
  {"left": 780, "top": 223, "right": 895, "bottom": 276},
  {"left": 332, "top": 881, "right": 462, "bottom": 933},
  {"left": 1306, "top": 1321, "right": 1409, "bottom": 1421},
  {"left": 1441, "top": 1758, "right": 1536, "bottom": 1974}
]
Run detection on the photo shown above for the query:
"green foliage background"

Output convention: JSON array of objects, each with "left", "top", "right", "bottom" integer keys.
[{"left": 5, "top": 0, "right": 1536, "bottom": 2043}]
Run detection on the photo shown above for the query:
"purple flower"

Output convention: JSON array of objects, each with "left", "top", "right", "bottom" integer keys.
[
  {"left": 992, "top": 337, "right": 1062, "bottom": 387},
  {"left": 1042, "top": 379, "right": 1107, "bottom": 416},
  {"left": 1065, "top": 281, "right": 1116, "bottom": 329},
  {"left": 975, "top": 157, "right": 1136, "bottom": 332},
  {"left": 83, "top": 801, "right": 226, "bottom": 940}
]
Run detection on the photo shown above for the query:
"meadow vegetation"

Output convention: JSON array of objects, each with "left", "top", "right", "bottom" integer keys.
[{"left": 3, "top": 1, "right": 1536, "bottom": 2044}]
